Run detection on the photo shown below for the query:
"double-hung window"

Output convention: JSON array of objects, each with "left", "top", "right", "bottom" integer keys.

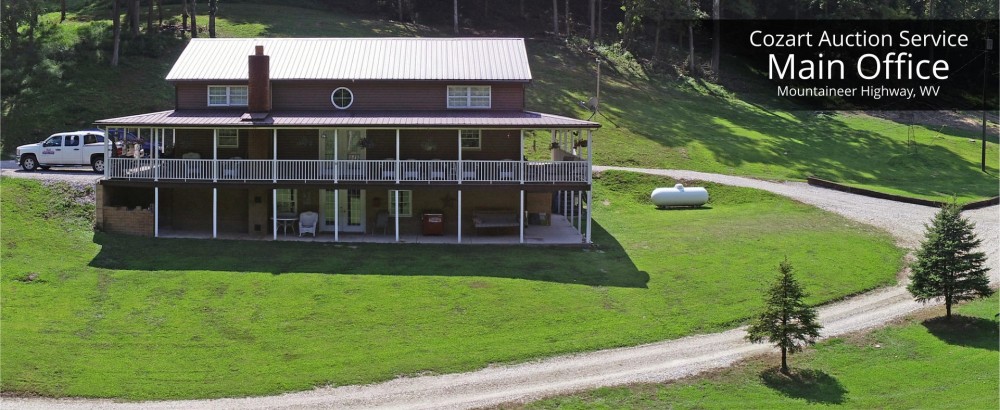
[
  {"left": 216, "top": 129, "right": 239, "bottom": 148},
  {"left": 447, "top": 86, "right": 491, "bottom": 109},
  {"left": 276, "top": 189, "right": 297, "bottom": 215},
  {"left": 388, "top": 190, "right": 412, "bottom": 217},
  {"left": 460, "top": 130, "right": 481, "bottom": 150},
  {"left": 208, "top": 86, "right": 249, "bottom": 107}
]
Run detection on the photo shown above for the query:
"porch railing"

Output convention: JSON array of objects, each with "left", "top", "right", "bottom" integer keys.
[{"left": 106, "top": 158, "right": 589, "bottom": 183}]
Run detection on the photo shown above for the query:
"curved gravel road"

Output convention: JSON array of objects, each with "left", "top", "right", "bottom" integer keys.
[{"left": 4, "top": 165, "right": 997, "bottom": 410}]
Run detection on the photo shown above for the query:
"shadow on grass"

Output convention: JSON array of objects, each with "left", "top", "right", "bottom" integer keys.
[
  {"left": 760, "top": 367, "right": 847, "bottom": 405},
  {"left": 88, "top": 222, "right": 650, "bottom": 288},
  {"left": 922, "top": 315, "right": 1000, "bottom": 351}
]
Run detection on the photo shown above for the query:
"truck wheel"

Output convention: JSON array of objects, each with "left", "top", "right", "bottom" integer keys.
[
  {"left": 20, "top": 155, "right": 38, "bottom": 171},
  {"left": 92, "top": 156, "right": 105, "bottom": 173}
]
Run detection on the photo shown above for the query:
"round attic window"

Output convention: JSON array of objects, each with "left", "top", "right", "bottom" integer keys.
[{"left": 331, "top": 87, "right": 354, "bottom": 109}]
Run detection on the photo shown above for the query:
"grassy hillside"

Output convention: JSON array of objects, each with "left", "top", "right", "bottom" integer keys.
[
  {"left": 0, "top": 174, "right": 901, "bottom": 399},
  {"left": 527, "top": 295, "right": 999, "bottom": 409},
  {"left": 3, "top": 3, "right": 997, "bottom": 202}
]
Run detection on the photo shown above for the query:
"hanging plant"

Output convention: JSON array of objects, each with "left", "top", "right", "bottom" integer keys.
[
  {"left": 357, "top": 138, "right": 376, "bottom": 149},
  {"left": 573, "top": 140, "right": 588, "bottom": 148},
  {"left": 549, "top": 142, "right": 560, "bottom": 150}
]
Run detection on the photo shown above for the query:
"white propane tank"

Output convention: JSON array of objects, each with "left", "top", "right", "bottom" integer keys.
[{"left": 651, "top": 184, "right": 709, "bottom": 208}]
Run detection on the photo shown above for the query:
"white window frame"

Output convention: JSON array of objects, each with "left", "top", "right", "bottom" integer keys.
[
  {"left": 217, "top": 129, "right": 239, "bottom": 148},
  {"left": 447, "top": 85, "right": 491, "bottom": 109},
  {"left": 389, "top": 190, "right": 412, "bottom": 217},
  {"left": 460, "top": 129, "right": 481, "bottom": 150},
  {"left": 330, "top": 87, "right": 354, "bottom": 109},
  {"left": 276, "top": 189, "right": 297, "bottom": 215},
  {"left": 207, "top": 85, "right": 249, "bottom": 107}
]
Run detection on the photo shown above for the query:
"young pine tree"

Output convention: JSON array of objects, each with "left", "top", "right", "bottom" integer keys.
[
  {"left": 746, "top": 259, "right": 822, "bottom": 375},
  {"left": 907, "top": 204, "right": 994, "bottom": 319}
]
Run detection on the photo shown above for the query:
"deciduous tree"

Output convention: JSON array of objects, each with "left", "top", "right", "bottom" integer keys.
[
  {"left": 190, "top": 0, "right": 198, "bottom": 38},
  {"left": 907, "top": 204, "right": 994, "bottom": 319},
  {"left": 746, "top": 259, "right": 822, "bottom": 375},
  {"left": 112, "top": 0, "right": 121, "bottom": 66},
  {"left": 209, "top": 0, "right": 217, "bottom": 38}
]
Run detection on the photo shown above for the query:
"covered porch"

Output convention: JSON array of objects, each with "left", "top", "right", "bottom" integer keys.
[{"left": 157, "top": 212, "right": 587, "bottom": 245}]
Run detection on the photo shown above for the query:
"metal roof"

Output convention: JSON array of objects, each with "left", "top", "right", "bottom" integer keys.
[
  {"left": 165, "top": 38, "right": 532, "bottom": 81},
  {"left": 94, "top": 110, "right": 601, "bottom": 129}
]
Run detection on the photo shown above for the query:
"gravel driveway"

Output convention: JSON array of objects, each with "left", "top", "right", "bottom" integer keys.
[{"left": 4, "top": 166, "right": 997, "bottom": 410}]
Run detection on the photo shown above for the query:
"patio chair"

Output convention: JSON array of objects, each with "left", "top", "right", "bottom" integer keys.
[
  {"left": 182, "top": 152, "right": 202, "bottom": 178},
  {"left": 299, "top": 211, "right": 318, "bottom": 237},
  {"left": 372, "top": 210, "right": 389, "bottom": 235}
]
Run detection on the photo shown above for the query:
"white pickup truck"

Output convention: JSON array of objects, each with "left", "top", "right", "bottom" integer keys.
[{"left": 16, "top": 130, "right": 112, "bottom": 173}]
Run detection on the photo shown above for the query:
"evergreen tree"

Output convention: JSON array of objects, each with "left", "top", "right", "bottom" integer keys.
[
  {"left": 907, "top": 204, "right": 994, "bottom": 319},
  {"left": 746, "top": 259, "right": 822, "bottom": 374}
]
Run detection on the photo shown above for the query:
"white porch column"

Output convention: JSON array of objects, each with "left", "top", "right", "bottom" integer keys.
[
  {"left": 272, "top": 129, "right": 278, "bottom": 183},
  {"left": 102, "top": 126, "right": 109, "bottom": 179},
  {"left": 272, "top": 188, "right": 278, "bottom": 240},
  {"left": 333, "top": 129, "right": 339, "bottom": 183},
  {"left": 563, "top": 190, "right": 568, "bottom": 219},
  {"left": 212, "top": 188, "right": 218, "bottom": 238},
  {"left": 394, "top": 189, "right": 400, "bottom": 242},
  {"left": 334, "top": 190, "right": 339, "bottom": 242},
  {"left": 154, "top": 187, "right": 159, "bottom": 238},
  {"left": 519, "top": 190, "right": 525, "bottom": 244},
  {"left": 457, "top": 130, "right": 462, "bottom": 184},
  {"left": 569, "top": 191, "right": 575, "bottom": 225},
  {"left": 577, "top": 190, "right": 583, "bottom": 233},
  {"left": 587, "top": 130, "right": 593, "bottom": 184},
  {"left": 395, "top": 129, "right": 401, "bottom": 184},
  {"left": 212, "top": 129, "right": 218, "bottom": 182},
  {"left": 457, "top": 190, "right": 462, "bottom": 243},
  {"left": 586, "top": 190, "right": 593, "bottom": 243},
  {"left": 153, "top": 128, "right": 159, "bottom": 181},
  {"left": 519, "top": 130, "right": 524, "bottom": 184}
]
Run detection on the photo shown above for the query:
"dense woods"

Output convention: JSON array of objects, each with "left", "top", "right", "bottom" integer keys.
[{"left": 1, "top": 0, "right": 994, "bottom": 147}]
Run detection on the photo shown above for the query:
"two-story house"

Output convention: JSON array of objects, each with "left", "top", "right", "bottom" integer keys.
[{"left": 94, "top": 38, "right": 599, "bottom": 244}]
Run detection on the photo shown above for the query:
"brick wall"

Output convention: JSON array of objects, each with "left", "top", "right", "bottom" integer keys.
[{"left": 100, "top": 206, "right": 155, "bottom": 237}]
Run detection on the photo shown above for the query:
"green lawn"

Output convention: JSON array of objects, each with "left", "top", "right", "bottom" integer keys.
[
  {"left": 0, "top": 173, "right": 902, "bottom": 399},
  {"left": 523, "top": 41, "right": 1000, "bottom": 204},
  {"left": 4, "top": 3, "right": 998, "bottom": 200},
  {"left": 526, "top": 295, "right": 999, "bottom": 409}
]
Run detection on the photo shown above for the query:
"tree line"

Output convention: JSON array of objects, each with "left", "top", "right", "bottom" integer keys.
[{"left": 2, "top": 0, "right": 995, "bottom": 70}]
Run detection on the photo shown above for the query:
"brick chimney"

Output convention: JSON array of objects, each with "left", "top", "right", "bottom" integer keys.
[{"left": 247, "top": 45, "right": 270, "bottom": 112}]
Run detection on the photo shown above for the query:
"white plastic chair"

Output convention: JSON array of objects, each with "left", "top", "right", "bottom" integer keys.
[{"left": 299, "top": 211, "right": 318, "bottom": 237}]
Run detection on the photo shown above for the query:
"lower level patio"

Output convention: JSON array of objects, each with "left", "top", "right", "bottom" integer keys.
[{"left": 157, "top": 212, "right": 587, "bottom": 245}]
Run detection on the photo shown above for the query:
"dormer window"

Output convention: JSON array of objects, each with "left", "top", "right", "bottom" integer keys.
[
  {"left": 447, "top": 86, "right": 491, "bottom": 109},
  {"left": 208, "top": 85, "right": 248, "bottom": 107}
]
